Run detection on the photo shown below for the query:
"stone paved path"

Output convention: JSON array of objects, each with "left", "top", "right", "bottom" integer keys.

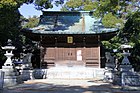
[{"left": 1, "top": 79, "right": 140, "bottom": 93}]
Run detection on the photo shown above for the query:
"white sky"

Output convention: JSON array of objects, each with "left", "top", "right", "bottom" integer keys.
[{"left": 18, "top": 3, "right": 61, "bottom": 18}]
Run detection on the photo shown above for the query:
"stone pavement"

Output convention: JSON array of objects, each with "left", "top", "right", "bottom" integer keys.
[{"left": 1, "top": 79, "right": 140, "bottom": 93}]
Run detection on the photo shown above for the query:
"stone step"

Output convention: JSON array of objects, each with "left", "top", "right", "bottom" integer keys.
[{"left": 37, "top": 67, "right": 105, "bottom": 79}]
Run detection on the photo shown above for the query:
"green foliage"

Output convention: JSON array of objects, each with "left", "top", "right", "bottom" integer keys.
[
  {"left": 62, "top": 0, "right": 138, "bottom": 28},
  {"left": 83, "top": 1, "right": 98, "bottom": 11},
  {"left": 102, "top": 41, "right": 112, "bottom": 49},
  {"left": 102, "top": 13, "right": 123, "bottom": 28},
  {"left": 121, "top": 11, "right": 140, "bottom": 71},
  {"left": 34, "top": 0, "right": 53, "bottom": 10},
  {"left": 0, "top": 0, "right": 17, "bottom": 9},
  {"left": 62, "top": 0, "right": 97, "bottom": 11},
  {"left": 63, "top": 0, "right": 83, "bottom": 11},
  {"left": 124, "top": 11, "right": 140, "bottom": 36},
  {"left": 23, "top": 16, "right": 39, "bottom": 28},
  {"left": 102, "top": 11, "right": 140, "bottom": 71},
  {"left": 102, "top": 35, "right": 123, "bottom": 59},
  {"left": 102, "top": 36, "right": 121, "bottom": 50},
  {"left": 0, "top": 6, "right": 21, "bottom": 45}
]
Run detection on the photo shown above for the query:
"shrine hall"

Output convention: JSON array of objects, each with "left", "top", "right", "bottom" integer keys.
[{"left": 22, "top": 11, "right": 117, "bottom": 77}]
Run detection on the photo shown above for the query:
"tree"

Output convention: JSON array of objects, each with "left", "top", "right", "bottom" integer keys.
[
  {"left": 0, "top": 0, "right": 64, "bottom": 67},
  {"left": 102, "top": 12, "right": 123, "bottom": 28},
  {"left": 0, "top": 0, "right": 21, "bottom": 67},
  {"left": 62, "top": 0, "right": 139, "bottom": 28},
  {"left": 122, "top": 11, "right": 140, "bottom": 71},
  {"left": 61, "top": 0, "right": 98, "bottom": 11},
  {"left": 0, "top": 0, "right": 64, "bottom": 44}
]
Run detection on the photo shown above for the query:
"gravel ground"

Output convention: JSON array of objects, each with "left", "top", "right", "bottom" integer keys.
[{"left": 1, "top": 79, "right": 140, "bottom": 93}]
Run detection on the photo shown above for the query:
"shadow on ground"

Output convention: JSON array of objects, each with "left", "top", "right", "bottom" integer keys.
[{"left": 1, "top": 79, "right": 140, "bottom": 93}]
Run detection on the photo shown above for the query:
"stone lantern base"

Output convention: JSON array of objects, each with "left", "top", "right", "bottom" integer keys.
[
  {"left": 115, "top": 64, "right": 140, "bottom": 90},
  {"left": 119, "top": 64, "right": 133, "bottom": 72},
  {"left": 2, "top": 66, "right": 20, "bottom": 86}
]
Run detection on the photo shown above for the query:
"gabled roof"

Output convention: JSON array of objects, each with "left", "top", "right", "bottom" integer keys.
[{"left": 25, "top": 11, "right": 118, "bottom": 35}]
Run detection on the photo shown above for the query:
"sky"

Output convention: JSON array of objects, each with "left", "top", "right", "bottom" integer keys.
[
  {"left": 18, "top": 3, "right": 61, "bottom": 18},
  {"left": 18, "top": 1, "right": 140, "bottom": 18},
  {"left": 18, "top": 4, "right": 42, "bottom": 18}
]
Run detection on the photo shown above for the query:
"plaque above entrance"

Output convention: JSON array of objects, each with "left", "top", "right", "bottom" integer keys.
[{"left": 67, "top": 36, "right": 73, "bottom": 43}]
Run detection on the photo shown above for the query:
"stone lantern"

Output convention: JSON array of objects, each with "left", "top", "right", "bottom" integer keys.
[
  {"left": 1, "top": 39, "right": 20, "bottom": 86},
  {"left": 1, "top": 39, "right": 15, "bottom": 66},
  {"left": 119, "top": 44, "right": 133, "bottom": 71},
  {"left": 119, "top": 42, "right": 140, "bottom": 90}
]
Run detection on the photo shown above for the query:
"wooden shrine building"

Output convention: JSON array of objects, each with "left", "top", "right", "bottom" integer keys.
[{"left": 22, "top": 11, "right": 117, "bottom": 69}]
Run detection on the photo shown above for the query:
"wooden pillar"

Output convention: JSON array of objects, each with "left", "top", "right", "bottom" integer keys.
[
  {"left": 55, "top": 37, "right": 57, "bottom": 47},
  {"left": 55, "top": 37, "right": 57, "bottom": 63},
  {"left": 83, "top": 37, "right": 86, "bottom": 47},
  {"left": 98, "top": 35, "right": 101, "bottom": 68}
]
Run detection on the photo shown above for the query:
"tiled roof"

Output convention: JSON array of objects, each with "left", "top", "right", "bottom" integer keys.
[{"left": 28, "top": 11, "right": 118, "bottom": 34}]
